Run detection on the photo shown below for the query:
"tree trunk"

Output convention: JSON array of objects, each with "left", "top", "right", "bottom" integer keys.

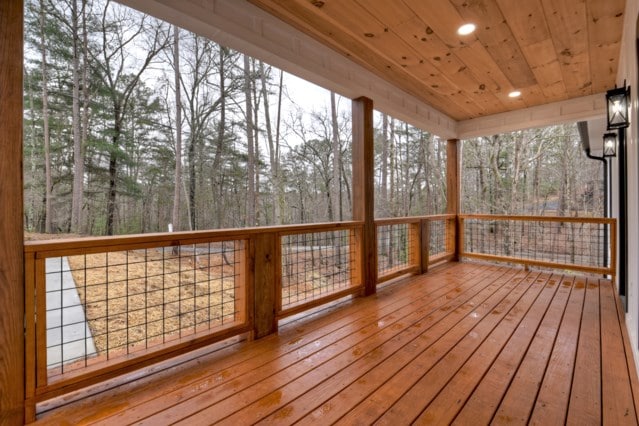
[
  {"left": 212, "top": 46, "right": 227, "bottom": 228},
  {"left": 79, "top": 0, "right": 90, "bottom": 233},
  {"left": 106, "top": 108, "right": 121, "bottom": 236},
  {"left": 330, "top": 92, "right": 341, "bottom": 222},
  {"left": 172, "top": 25, "right": 182, "bottom": 232},
  {"left": 70, "top": 0, "right": 84, "bottom": 233},
  {"left": 251, "top": 60, "right": 261, "bottom": 225},
  {"left": 259, "top": 61, "right": 282, "bottom": 224},
  {"left": 275, "top": 70, "right": 285, "bottom": 222},
  {"left": 188, "top": 134, "right": 196, "bottom": 230},
  {"left": 40, "top": 0, "right": 52, "bottom": 234},
  {"left": 389, "top": 118, "right": 396, "bottom": 217},
  {"left": 244, "top": 54, "right": 256, "bottom": 226},
  {"left": 381, "top": 114, "right": 389, "bottom": 217}
]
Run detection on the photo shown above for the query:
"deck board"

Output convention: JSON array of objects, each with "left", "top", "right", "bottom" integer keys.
[
  {"left": 566, "top": 277, "right": 601, "bottom": 425},
  {"left": 33, "top": 263, "right": 639, "bottom": 425}
]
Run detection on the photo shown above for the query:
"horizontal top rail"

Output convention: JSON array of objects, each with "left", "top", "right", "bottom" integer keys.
[
  {"left": 374, "top": 214, "right": 455, "bottom": 226},
  {"left": 25, "top": 221, "right": 365, "bottom": 257},
  {"left": 459, "top": 214, "right": 615, "bottom": 224}
]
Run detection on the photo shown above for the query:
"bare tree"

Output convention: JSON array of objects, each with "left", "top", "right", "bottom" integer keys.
[
  {"left": 171, "top": 25, "right": 182, "bottom": 233},
  {"left": 39, "top": 0, "right": 52, "bottom": 233},
  {"left": 259, "top": 61, "right": 284, "bottom": 224},
  {"left": 244, "top": 54, "right": 256, "bottom": 226},
  {"left": 380, "top": 113, "right": 389, "bottom": 217},
  {"left": 69, "top": 0, "right": 84, "bottom": 233},
  {"left": 330, "top": 91, "right": 341, "bottom": 221},
  {"left": 92, "top": 2, "right": 169, "bottom": 235}
]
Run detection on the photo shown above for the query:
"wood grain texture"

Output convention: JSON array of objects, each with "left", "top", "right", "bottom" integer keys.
[
  {"left": 566, "top": 277, "right": 601, "bottom": 425},
  {"left": 0, "top": 0, "right": 25, "bottom": 424},
  {"left": 352, "top": 97, "right": 377, "bottom": 295},
  {"left": 252, "top": 233, "right": 278, "bottom": 338},
  {"left": 446, "top": 140, "right": 459, "bottom": 216},
  {"left": 447, "top": 140, "right": 460, "bottom": 260},
  {"left": 246, "top": 0, "right": 624, "bottom": 120},
  {"left": 30, "top": 265, "right": 639, "bottom": 424}
]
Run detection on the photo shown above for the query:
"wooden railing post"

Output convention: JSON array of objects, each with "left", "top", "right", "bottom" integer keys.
[
  {"left": 457, "top": 217, "right": 465, "bottom": 259},
  {"left": 0, "top": 0, "right": 25, "bottom": 423},
  {"left": 234, "top": 240, "right": 248, "bottom": 325},
  {"left": 409, "top": 222, "right": 422, "bottom": 274},
  {"left": 420, "top": 219, "right": 430, "bottom": 274},
  {"left": 447, "top": 139, "right": 460, "bottom": 261},
  {"left": 352, "top": 97, "right": 377, "bottom": 295},
  {"left": 251, "top": 232, "right": 278, "bottom": 339}
]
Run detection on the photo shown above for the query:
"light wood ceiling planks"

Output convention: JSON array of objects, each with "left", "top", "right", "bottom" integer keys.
[{"left": 247, "top": 0, "right": 626, "bottom": 121}]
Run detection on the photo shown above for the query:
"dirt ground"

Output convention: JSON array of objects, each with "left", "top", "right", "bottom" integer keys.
[
  {"left": 29, "top": 232, "right": 356, "bottom": 356},
  {"left": 65, "top": 247, "right": 241, "bottom": 355}
]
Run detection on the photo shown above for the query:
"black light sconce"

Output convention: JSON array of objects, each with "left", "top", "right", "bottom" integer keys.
[
  {"left": 603, "top": 132, "right": 617, "bottom": 157},
  {"left": 606, "top": 82, "right": 631, "bottom": 129}
]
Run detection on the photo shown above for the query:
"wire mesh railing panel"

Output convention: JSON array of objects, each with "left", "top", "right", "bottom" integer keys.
[
  {"left": 377, "top": 223, "right": 417, "bottom": 277},
  {"left": 428, "top": 219, "right": 449, "bottom": 258},
  {"left": 43, "top": 240, "right": 246, "bottom": 380},
  {"left": 462, "top": 217, "right": 611, "bottom": 272},
  {"left": 280, "top": 229, "right": 355, "bottom": 311}
]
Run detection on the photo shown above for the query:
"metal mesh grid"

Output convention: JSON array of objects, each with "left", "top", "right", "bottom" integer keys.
[
  {"left": 44, "top": 240, "right": 245, "bottom": 378},
  {"left": 463, "top": 219, "right": 609, "bottom": 269},
  {"left": 428, "top": 219, "right": 449, "bottom": 258},
  {"left": 280, "top": 229, "right": 354, "bottom": 310},
  {"left": 377, "top": 223, "right": 417, "bottom": 277}
]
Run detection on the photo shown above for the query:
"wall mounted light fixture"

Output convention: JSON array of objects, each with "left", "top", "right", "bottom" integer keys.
[
  {"left": 606, "top": 83, "right": 631, "bottom": 129},
  {"left": 603, "top": 132, "right": 617, "bottom": 157}
]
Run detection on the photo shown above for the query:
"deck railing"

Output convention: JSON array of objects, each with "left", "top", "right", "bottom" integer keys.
[
  {"left": 25, "top": 230, "right": 253, "bottom": 402},
  {"left": 277, "top": 223, "right": 363, "bottom": 317},
  {"left": 24, "top": 222, "right": 365, "bottom": 403},
  {"left": 459, "top": 214, "right": 616, "bottom": 276},
  {"left": 374, "top": 214, "right": 456, "bottom": 283},
  {"left": 24, "top": 213, "right": 615, "bottom": 409}
]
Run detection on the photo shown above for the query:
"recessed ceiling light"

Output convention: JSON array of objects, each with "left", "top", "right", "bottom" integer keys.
[
  {"left": 508, "top": 90, "right": 521, "bottom": 98},
  {"left": 457, "top": 23, "right": 476, "bottom": 36}
]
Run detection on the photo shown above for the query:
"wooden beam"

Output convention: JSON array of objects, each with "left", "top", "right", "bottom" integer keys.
[
  {"left": 446, "top": 139, "right": 460, "bottom": 216},
  {"left": 447, "top": 139, "right": 460, "bottom": 261},
  {"left": 0, "top": 0, "right": 25, "bottom": 424},
  {"left": 457, "top": 93, "right": 606, "bottom": 139},
  {"left": 352, "top": 97, "right": 376, "bottom": 295},
  {"left": 251, "top": 233, "right": 278, "bottom": 339},
  {"left": 420, "top": 219, "right": 430, "bottom": 274}
]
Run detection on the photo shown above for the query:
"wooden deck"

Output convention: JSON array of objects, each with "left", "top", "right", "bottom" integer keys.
[{"left": 34, "top": 262, "right": 639, "bottom": 425}]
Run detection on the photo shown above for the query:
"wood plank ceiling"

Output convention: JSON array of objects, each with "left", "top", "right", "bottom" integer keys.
[{"left": 247, "top": 0, "right": 626, "bottom": 121}]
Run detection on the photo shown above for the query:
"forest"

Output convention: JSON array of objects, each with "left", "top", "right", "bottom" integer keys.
[{"left": 23, "top": 0, "right": 604, "bottom": 238}]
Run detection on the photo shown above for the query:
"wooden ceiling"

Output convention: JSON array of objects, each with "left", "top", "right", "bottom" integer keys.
[{"left": 247, "top": 0, "right": 626, "bottom": 121}]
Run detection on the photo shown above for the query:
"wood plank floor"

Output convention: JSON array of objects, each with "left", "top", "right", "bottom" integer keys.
[{"left": 34, "top": 262, "right": 639, "bottom": 425}]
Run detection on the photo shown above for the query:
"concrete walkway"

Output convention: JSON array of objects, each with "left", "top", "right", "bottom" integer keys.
[{"left": 46, "top": 257, "right": 97, "bottom": 369}]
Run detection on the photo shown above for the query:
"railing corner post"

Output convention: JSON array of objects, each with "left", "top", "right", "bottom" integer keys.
[{"left": 454, "top": 216, "right": 463, "bottom": 262}]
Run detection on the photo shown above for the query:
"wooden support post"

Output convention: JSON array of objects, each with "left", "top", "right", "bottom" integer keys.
[
  {"left": 421, "top": 219, "right": 430, "bottom": 274},
  {"left": 0, "top": 1, "right": 25, "bottom": 424},
  {"left": 447, "top": 139, "right": 460, "bottom": 261},
  {"left": 352, "top": 97, "right": 376, "bottom": 295},
  {"left": 457, "top": 217, "right": 465, "bottom": 259},
  {"left": 409, "top": 222, "right": 422, "bottom": 274},
  {"left": 251, "top": 233, "right": 278, "bottom": 339}
]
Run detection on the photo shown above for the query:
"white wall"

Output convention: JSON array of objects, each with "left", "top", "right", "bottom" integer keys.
[{"left": 614, "top": 0, "right": 639, "bottom": 371}]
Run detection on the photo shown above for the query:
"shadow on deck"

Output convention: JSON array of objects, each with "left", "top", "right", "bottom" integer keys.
[{"left": 34, "top": 262, "right": 639, "bottom": 425}]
